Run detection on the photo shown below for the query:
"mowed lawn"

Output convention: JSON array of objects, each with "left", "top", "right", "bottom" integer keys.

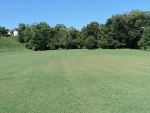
[{"left": 1, "top": 49, "right": 150, "bottom": 113}]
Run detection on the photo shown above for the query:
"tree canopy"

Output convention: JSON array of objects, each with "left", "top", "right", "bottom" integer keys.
[
  {"left": 0, "top": 27, "right": 8, "bottom": 37},
  {"left": 14, "top": 10, "right": 150, "bottom": 50}
]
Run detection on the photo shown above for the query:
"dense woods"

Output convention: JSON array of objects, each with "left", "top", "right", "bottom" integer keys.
[{"left": 1, "top": 10, "right": 150, "bottom": 50}]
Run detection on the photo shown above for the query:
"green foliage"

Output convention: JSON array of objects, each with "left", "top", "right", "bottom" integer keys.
[
  {"left": 137, "top": 37, "right": 145, "bottom": 50},
  {"left": 59, "top": 27, "right": 68, "bottom": 48},
  {"left": 140, "top": 26, "right": 150, "bottom": 50},
  {"left": 98, "top": 37, "right": 107, "bottom": 48},
  {"left": 0, "top": 37, "right": 28, "bottom": 52},
  {"left": 53, "top": 24, "right": 67, "bottom": 48},
  {"left": 0, "top": 26, "right": 7, "bottom": 37},
  {"left": 33, "top": 28, "right": 51, "bottom": 50},
  {"left": 105, "top": 10, "right": 150, "bottom": 48},
  {"left": 81, "top": 22, "right": 99, "bottom": 40},
  {"left": 98, "top": 24, "right": 108, "bottom": 39},
  {"left": 17, "top": 22, "right": 54, "bottom": 50},
  {"left": 85, "top": 36, "right": 96, "bottom": 49},
  {"left": 47, "top": 43, "right": 56, "bottom": 50},
  {"left": 18, "top": 23, "right": 26, "bottom": 43},
  {"left": 73, "top": 37, "right": 84, "bottom": 49},
  {"left": 86, "top": 22, "right": 99, "bottom": 39},
  {"left": 15, "top": 10, "right": 150, "bottom": 50}
]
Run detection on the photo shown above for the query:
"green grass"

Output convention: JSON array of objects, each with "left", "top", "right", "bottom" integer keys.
[
  {"left": 0, "top": 37, "right": 28, "bottom": 52},
  {"left": 1, "top": 49, "right": 150, "bottom": 113}
]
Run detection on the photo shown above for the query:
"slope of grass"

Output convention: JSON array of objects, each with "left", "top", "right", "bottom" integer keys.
[
  {"left": 0, "top": 49, "right": 150, "bottom": 113},
  {"left": 0, "top": 37, "right": 28, "bottom": 52}
]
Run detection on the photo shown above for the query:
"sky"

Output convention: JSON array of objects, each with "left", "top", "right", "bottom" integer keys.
[{"left": 0, "top": 0, "right": 150, "bottom": 30}]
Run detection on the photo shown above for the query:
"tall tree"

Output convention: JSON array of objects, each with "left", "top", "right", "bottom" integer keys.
[
  {"left": 105, "top": 10, "right": 150, "bottom": 48},
  {"left": 0, "top": 26, "right": 8, "bottom": 37},
  {"left": 67, "top": 27, "right": 78, "bottom": 48},
  {"left": 31, "top": 22, "right": 51, "bottom": 50},
  {"left": 18, "top": 23, "right": 27, "bottom": 43},
  {"left": 53, "top": 24, "right": 67, "bottom": 48},
  {"left": 81, "top": 22, "right": 99, "bottom": 39},
  {"left": 140, "top": 26, "right": 150, "bottom": 50},
  {"left": 59, "top": 27, "right": 68, "bottom": 48},
  {"left": 85, "top": 36, "right": 96, "bottom": 49}
]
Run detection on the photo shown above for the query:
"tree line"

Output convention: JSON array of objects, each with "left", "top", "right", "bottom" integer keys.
[{"left": 1, "top": 9, "right": 150, "bottom": 50}]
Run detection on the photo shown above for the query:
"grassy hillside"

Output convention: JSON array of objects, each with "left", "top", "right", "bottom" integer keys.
[
  {"left": 1, "top": 49, "right": 150, "bottom": 113},
  {"left": 0, "top": 37, "right": 28, "bottom": 52}
]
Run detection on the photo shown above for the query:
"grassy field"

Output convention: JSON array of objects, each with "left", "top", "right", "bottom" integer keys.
[
  {"left": 0, "top": 37, "right": 28, "bottom": 52},
  {"left": 1, "top": 49, "right": 150, "bottom": 113}
]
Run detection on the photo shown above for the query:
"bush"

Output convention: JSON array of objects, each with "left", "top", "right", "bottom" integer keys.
[
  {"left": 47, "top": 43, "right": 56, "bottom": 50},
  {"left": 85, "top": 36, "right": 96, "bottom": 49}
]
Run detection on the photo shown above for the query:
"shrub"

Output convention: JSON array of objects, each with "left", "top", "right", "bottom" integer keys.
[{"left": 85, "top": 36, "right": 96, "bottom": 49}]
